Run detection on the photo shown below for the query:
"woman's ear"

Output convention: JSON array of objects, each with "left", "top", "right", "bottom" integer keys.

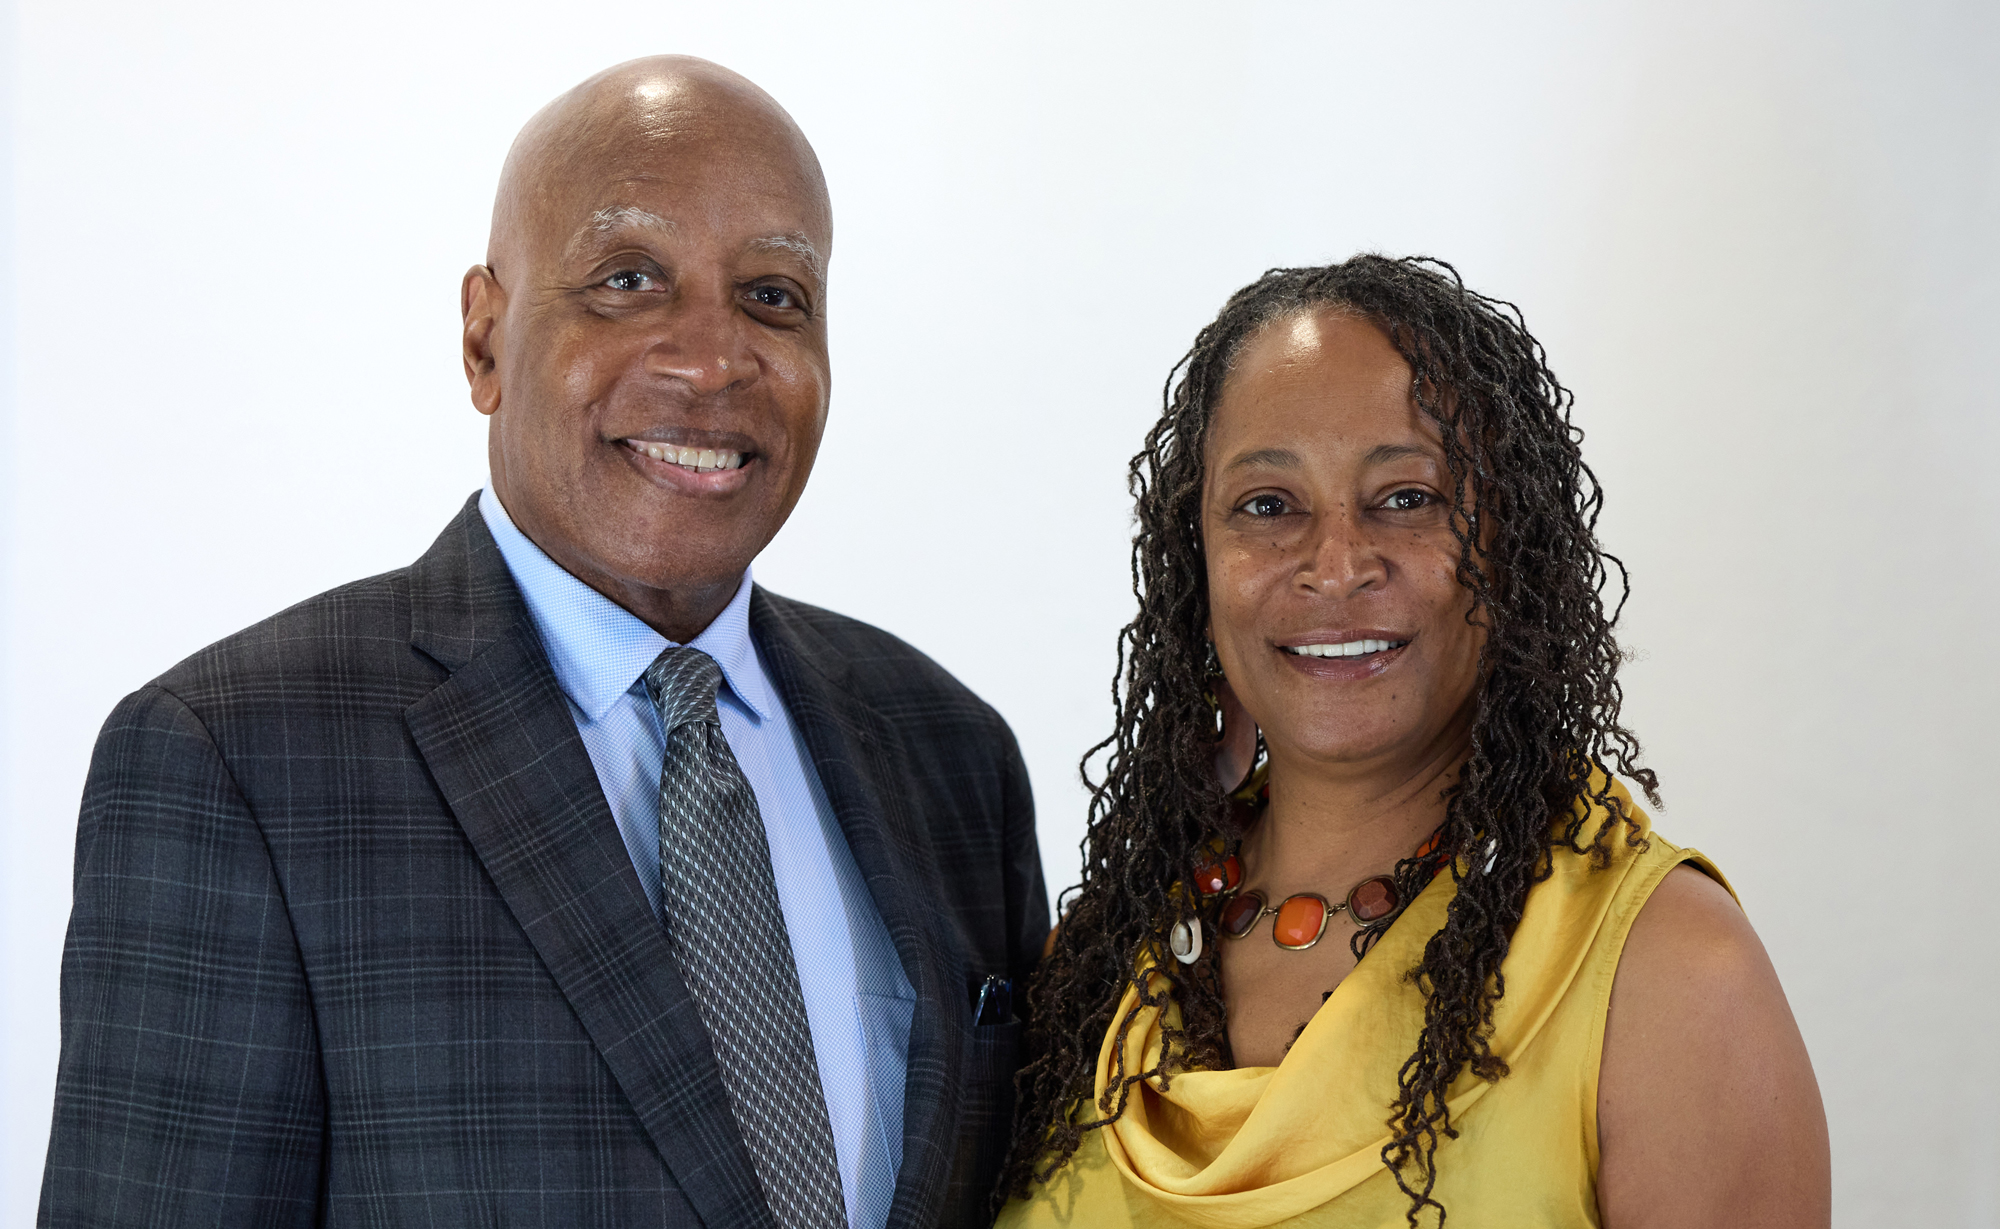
[{"left": 1212, "top": 674, "right": 1258, "bottom": 794}]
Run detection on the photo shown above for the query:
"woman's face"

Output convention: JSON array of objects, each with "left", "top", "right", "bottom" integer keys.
[{"left": 1203, "top": 309, "right": 1484, "bottom": 778}]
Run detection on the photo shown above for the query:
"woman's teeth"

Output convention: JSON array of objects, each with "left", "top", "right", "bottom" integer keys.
[
  {"left": 1284, "top": 639, "right": 1406, "bottom": 658},
  {"left": 626, "top": 440, "right": 745, "bottom": 472}
]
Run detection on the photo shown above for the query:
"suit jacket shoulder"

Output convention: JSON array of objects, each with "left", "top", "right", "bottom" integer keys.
[
  {"left": 135, "top": 502, "right": 527, "bottom": 789},
  {"left": 753, "top": 589, "right": 1015, "bottom": 735},
  {"left": 150, "top": 567, "right": 423, "bottom": 705},
  {"left": 148, "top": 493, "right": 523, "bottom": 713}
]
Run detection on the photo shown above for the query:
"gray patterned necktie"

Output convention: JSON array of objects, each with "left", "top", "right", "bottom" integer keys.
[{"left": 643, "top": 646, "right": 846, "bottom": 1229}]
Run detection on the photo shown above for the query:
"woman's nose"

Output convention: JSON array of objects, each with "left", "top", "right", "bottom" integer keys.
[{"left": 1297, "top": 510, "right": 1388, "bottom": 595}]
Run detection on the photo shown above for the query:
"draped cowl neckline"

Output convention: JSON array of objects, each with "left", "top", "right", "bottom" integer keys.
[{"left": 1005, "top": 779, "right": 1727, "bottom": 1229}]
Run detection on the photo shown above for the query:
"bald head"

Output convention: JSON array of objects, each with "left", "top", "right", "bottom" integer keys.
[
  {"left": 488, "top": 56, "right": 831, "bottom": 284},
  {"left": 461, "top": 56, "right": 838, "bottom": 642}
]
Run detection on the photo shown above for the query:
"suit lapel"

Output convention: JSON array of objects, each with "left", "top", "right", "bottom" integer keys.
[
  {"left": 750, "top": 591, "right": 967, "bottom": 1229},
  {"left": 400, "top": 500, "right": 775, "bottom": 1229}
]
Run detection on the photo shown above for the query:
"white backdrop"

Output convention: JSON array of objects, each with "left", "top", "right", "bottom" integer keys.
[{"left": 5, "top": 1, "right": 1996, "bottom": 1223}]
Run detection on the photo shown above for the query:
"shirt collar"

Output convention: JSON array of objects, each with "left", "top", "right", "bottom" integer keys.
[{"left": 478, "top": 486, "right": 775, "bottom": 725}]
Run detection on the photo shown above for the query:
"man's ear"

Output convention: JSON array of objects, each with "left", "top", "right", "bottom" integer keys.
[{"left": 462, "top": 265, "right": 505, "bottom": 417}]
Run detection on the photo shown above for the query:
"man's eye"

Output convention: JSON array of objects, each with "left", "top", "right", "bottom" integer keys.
[
  {"left": 749, "top": 284, "right": 797, "bottom": 310},
  {"left": 1383, "top": 488, "right": 1433, "bottom": 511},
  {"left": 1239, "top": 494, "right": 1289, "bottom": 517},
  {"left": 603, "top": 270, "right": 659, "bottom": 292}
]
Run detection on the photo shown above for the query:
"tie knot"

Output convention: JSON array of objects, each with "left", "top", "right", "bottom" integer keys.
[{"left": 643, "top": 646, "right": 724, "bottom": 733}]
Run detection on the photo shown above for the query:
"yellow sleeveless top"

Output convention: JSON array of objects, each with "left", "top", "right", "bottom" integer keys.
[{"left": 998, "top": 784, "right": 1728, "bottom": 1229}]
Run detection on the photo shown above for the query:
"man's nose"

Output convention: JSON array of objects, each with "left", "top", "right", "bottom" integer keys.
[
  {"left": 1296, "top": 508, "right": 1388, "bottom": 595},
  {"left": 642, "top": 296, "right": 755, "bottom": 396}
]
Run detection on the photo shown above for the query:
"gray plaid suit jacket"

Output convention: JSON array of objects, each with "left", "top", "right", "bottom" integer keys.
[{"left": 40, "top": 495, "right": 1048, "bottom": 1229}]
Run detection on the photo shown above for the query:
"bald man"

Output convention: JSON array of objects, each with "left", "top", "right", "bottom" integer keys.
[{"left": 41, "top": 57, "right": 1046, "bottom": 1229}]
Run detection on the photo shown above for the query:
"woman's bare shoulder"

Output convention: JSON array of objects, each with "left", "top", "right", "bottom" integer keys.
[
  {"left": 1596, "top": 864, "right": 1831, "bottom": 1229},
  {"left": 1622, "top": 862, "right": 1761, "bottom": 986}
]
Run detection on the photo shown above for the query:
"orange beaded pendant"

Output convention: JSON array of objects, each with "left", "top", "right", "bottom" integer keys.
[{"left": 1272, "top": 894, "right": 1333, "bottom": 949}]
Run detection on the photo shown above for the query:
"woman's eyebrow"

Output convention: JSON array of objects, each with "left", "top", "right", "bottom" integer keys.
[
  {"left": 1361, "top": 443, "right": 1434, "bottom": 466},
  {"left": 1224, "top": 443, "right": 1433, "bottom": 473},
  {"left": 1224, "top": 447, "right": 1301, "bottom": 472}
]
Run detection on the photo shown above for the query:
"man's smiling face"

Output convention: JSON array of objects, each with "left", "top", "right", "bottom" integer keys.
[{"left": 463, "top": 59, "right": 832, "bottom": 639}]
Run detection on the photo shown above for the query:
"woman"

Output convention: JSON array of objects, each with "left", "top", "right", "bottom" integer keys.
[{"left": 996, "top": 256, "right": 1829, "bottom": 1227}]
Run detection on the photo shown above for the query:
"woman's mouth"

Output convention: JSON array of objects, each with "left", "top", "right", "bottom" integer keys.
[{"left": 1281, "top": 637, "right": 1409, "bottom": 660}]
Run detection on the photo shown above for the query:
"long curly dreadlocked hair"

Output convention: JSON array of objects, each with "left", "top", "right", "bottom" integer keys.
[{"left": 997, "top": 255, "right": 1660, "bottom": 1226}]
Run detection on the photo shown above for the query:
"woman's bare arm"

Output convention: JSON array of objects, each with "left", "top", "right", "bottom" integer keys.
[{"left": 1597, "top": 865, "right": 1831, "bottom": 1228}]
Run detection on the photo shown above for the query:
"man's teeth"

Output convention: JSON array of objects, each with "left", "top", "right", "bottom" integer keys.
[
  {"left": 1285, "top": 639, "right": 1405, "bottom": 658},
  {"left": 629, "top": 441, "right": 745, "bottom": 472}
]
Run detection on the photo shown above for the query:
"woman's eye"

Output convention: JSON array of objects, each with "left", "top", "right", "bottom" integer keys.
[
  {"left": 1382, "top": 488, "right": 1434, "bottom": 512},
  {"left": 602, "top": 270, "right": 659, "bottom": 293},
  {"left": 1239, "top": 494, "right": 1289, "bottom": 518},
  {"left": 749, "top": 284, "right": 797, "bottom": 310}
]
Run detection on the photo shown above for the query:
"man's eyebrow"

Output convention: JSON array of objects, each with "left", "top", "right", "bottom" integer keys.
[
  {"left": 746, "top": 233, "right": 826, "bottom": 287},
  {"left": 563, "top": 206, "right": 676, "bottom": 262}
]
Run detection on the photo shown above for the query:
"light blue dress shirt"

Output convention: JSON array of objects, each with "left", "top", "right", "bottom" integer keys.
[{"left": 479, "top": 488, "right": 914, "bottom": 1229}]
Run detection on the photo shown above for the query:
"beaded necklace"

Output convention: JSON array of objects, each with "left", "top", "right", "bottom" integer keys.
[{"left": 1168, "top": 828, "right": 1448, "bottom": 965}]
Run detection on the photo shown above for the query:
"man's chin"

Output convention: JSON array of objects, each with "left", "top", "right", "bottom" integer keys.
[
  {"left": 594, "top": 526, "right": 767, "bottom": 593},
  {"left": 564, "top": 545, "right": 759, "bottom": 641}
]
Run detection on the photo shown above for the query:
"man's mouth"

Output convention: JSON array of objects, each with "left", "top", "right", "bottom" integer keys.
[
  {"left": 622, "top": 439, "right": 746, "bottom": 473},
  {"left": 1282, "top": 638, "right": 1409, "bottom": 659}
]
